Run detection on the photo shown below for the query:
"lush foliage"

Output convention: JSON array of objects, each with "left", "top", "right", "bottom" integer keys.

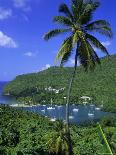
[
  {"left": 4, "top": 54, "right": 116, "bottom": 112},
  {"left": 0, "top": 105, "right": 116, "bottom": 155}
]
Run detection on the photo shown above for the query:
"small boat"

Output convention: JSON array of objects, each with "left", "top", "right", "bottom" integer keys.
[
  {"left": 90, "top": 104, "right": 94, "bottom": 107},
  {"left": 42, "top": 105, "right": 46, "bottom": 107},
  {"left": 57, "top": 105, "right": 62, "bottom": 108},
  {"left": 88, "top": 112, "right": 94, "bottom": 117},
  {"left": 41, "top": 109, "right": 45, "bottom": 113},
  {"left": 73, "top": 108, "right": 79, "bottom": 112},
  {"left": 50, "top": 118, "right": 56, "bottom": 122},
  {"left": 32, "top": 105, "right": 37, "bottom": 107},
  {"left": 69, "top": 116, "right": 74, "bottom": 119},
  {"left": 95, "top": 107, "right": 101, "bottom": 110},
  {"left": 47, "top": 107, "right": 55, "bottom": 110}
]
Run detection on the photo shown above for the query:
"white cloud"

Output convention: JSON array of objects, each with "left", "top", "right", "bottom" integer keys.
[
  {"left": 24, "top": 51, "right": 38, "bottom": 57},
  {"left": 22, "top": 14, "right": 29, "bottom": 21},
  {"left": 70, "top": 59, "right": 75, "bottom": 65},
  {"left": 13, "top": 0, "right": 27, "bottom": 8},
  {"left": 13, "top": 0, "right": 31, "bottom": 11},
  {"left": 24, "top": 52, "right": 35, "bottom": 57},
  {"left": 101, "top": 41, "right": 111, "bottom": 47},
  {"left": 0, "top": 31, "right": 18, "bottom": 48},
  {"left": 0, "top": 7, "right": 12, "bottom": 20},
  {"left": 41, "top": 64, "right": 51, "bottom": 71}
]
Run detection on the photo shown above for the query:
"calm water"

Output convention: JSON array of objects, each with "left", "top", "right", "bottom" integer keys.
[
  {"left": 0, "top": 82, "right": 16, "bottom": 105},
  {"left": 0, "top": 82, "right": 113, "bottom": 124},
  {"left": 19, "top": 104, "right": 111, "bottom": 124}
]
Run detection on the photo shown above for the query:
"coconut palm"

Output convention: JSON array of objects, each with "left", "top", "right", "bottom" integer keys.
[
  {"left": 46, "top": 121, "right": 70, "bottom": 155},
  {"left": 44, "top": 0, "right": 112, "bottom": 154}
]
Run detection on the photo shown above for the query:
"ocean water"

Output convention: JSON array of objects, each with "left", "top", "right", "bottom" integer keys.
[{"left": 0, "top": 82, "right": 16, "bottom": 105}]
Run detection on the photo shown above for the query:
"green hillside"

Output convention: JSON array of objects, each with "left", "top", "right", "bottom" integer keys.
[
  {"left": 0, "top": 105, "right": 116, "bottom": 155},
  {"left": 4, "top": 54, "right": 116, "bottom": 112}
]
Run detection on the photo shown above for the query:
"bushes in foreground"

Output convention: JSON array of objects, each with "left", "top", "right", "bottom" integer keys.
[{"left": 0, "top": 105, "right": 116, "bottom": 154}]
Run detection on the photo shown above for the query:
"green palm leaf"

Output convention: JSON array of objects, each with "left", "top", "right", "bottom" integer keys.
[
  {"left": 43, "top": 29, "right": 70, "bottom": 41},
  {"left": 55, "top": 36, "right": 73, "bottom": 64},
  {"left": 71, "top": 3, "right": 79, "bottom": 21},
  {"left": 86, "top": 20, "right": 113, "bottom": 38},
  {"left": 59, "top": 3, "right": 73, "bottom": 20},
  {"left": 53, "top": 16, "right": 73, "bottom": 27},
  {"left": 86, "top": 33, "right": 109, "bottom": 55},
  {"left": 78, "top": 0, "right": 100, "bottom": 24}
]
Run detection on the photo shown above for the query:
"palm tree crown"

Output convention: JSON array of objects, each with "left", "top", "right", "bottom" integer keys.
[{"left": 44, "top": 0, "right": 112, "bottom": 70}]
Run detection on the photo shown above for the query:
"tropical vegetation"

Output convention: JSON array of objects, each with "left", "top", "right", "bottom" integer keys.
[
  {"left": 4, "top": 54, "right": 116, "bottom": 113},
  {"left": 0, "top": 105, "right": 116, "bottom": 155}
]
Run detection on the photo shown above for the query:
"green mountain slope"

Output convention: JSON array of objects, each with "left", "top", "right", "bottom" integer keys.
[
  {"left": 0, "top": 105, "right": 116, "bottom": 154},
  {"left": 4, "top": 54, "right": 116, "bottom": 112}
]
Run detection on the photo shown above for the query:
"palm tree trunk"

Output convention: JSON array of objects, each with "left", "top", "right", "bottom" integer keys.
[
  {"left": 65, "top": 45, "right": 78, "bottom": 155},
  {"left": 66, "top": 65, "right": 77, "bottom": 127},
  {"left": 66, "top": 45, "right": 78, "bottom": 127}
]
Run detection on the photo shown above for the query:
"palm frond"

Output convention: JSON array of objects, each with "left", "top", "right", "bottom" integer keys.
[
  {"left": 86, "top": 33, "right": 109, "bottom": 55},
  {"left": 78, "top": 33, "right": 100, "bottom": 70},
  {"left": 87, "top": 41, "right": 101, "bottom": 64},
  {"left": 53, "top": 16, "right": 73, "bottom": 27},
  {"left": 85, "top": 20, "right": 113, "bottom": 38},
  {"left": 78, "top": 1, "right": 100, "bottom": 24},
  {"left": 72, "top": 0, "right": 83, "bottom": 14},
  {"left": 71, "top": 3, "right": 79, "bottom": 21},
  {"left": 94, "top": 27, "right": 113, "bottom": 38},
  {"left": 43, "top": 29, "right": 70, "bottom": 41},
  {"left": 55, "top": 36, "right": 73, "bottom": 64},
  {"left": 83, "top": 0, "right": 100, "bottom": 13},
  {"left": 60, "top": 49, "right": 72, "bottom": 66},
  {"left": 59, "top": 3, "right": 73, "bottom": 20},
  {"left": 56, "top": 136, "right": 63, "bottom": 154},
  {"left": 86, "top": 20, "right": 111, "bottom": 29}
]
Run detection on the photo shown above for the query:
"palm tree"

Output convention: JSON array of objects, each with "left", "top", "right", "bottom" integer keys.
[
  {"left": 44, "top": 0, "right": 112, "bottom": 154},
  {"left": 46, "top": 121, "right": 70, "bottom": 155}
]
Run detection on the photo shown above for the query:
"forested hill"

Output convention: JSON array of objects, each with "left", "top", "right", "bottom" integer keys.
[{"left": 4, "top": 54, "right": 116, "bottom": 112}]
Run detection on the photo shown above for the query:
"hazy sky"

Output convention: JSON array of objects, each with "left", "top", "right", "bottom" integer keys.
[{"left": 0, "top": 0, "right": 116, "bottom": 81}]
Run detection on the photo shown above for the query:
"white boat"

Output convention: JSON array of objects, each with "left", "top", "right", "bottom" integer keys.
[
  {"left": 32, "top": 105, "right": 37, "bottom": 107},
  {"left": 95, "top": 107, "right": 101, "bottom": 110},
  {"left": 50, "top": 118, "right": 56, "bottom": 122},
  {"left": 73, "top": 108, "right": 79, "bottom": 112},
  {"left": 90, "top": 104, "right": 94, "bottom": 107},
  {"left": 69, "top": 116, "right": 74, "bottom": 119},
  {"left": 57, "top": 105, "right": 62, "bottom": 108},
  {"left": 41, "top": 109, "right": 45, "bottom": 113},
  {"left": 42, "top": 105, "right": 46, "bottom": 107},
  {"left": 88, "top": 112, "right": 94, "bottom": 117},
  {"left": 47, "top": 107, "right": 55, "bottom": 110}
]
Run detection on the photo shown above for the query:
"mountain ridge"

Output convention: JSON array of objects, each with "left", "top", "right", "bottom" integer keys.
[{"left": 4, "top": 54, "right": 116, "bottom": 112}]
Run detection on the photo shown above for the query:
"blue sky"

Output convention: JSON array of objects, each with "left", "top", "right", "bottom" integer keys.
[{"left": 0, "top": 0, "right": 116, "bottom": 81}]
